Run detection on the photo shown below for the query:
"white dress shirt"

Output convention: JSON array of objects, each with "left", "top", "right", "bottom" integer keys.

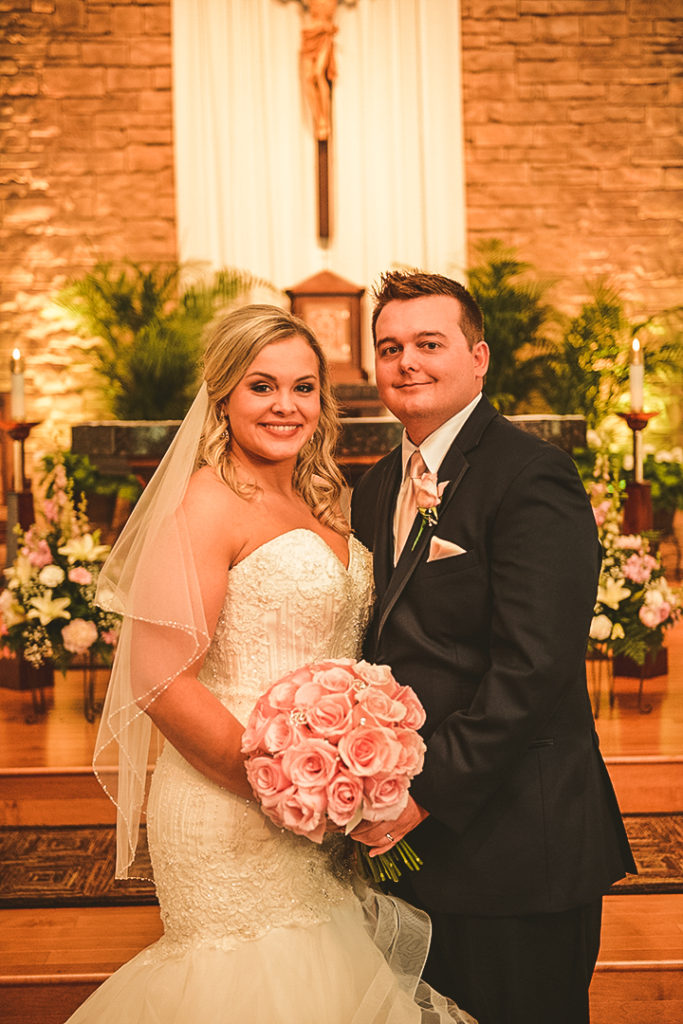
[{"left": 392, "top": 392, "right": 483, "bottom": 562}]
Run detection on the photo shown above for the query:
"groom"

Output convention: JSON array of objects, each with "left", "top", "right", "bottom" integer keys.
[{"left": 351, "top": 271, "right": 635, "bottom": 1024}]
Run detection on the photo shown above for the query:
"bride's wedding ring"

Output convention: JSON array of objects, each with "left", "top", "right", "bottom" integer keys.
[{"left": 385, "top": 832, "right": 393, "bottom": 842}]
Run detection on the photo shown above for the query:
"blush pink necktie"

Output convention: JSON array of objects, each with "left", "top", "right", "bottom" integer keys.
[{"left": 394, "top": 449, "right": 427, "bottom": 561}]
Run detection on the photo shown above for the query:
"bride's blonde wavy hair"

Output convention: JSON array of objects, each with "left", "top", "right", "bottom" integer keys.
[{"left": 200, "top": 304, "right": 349, "bottom": 537}]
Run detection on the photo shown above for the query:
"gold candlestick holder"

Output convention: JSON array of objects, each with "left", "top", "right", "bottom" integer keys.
[
  {"left": 617, "top": 410, "right": 657, "bottom": 534},
  {"left": 0, "top": 419, "right": 41, "bottom": 565}
]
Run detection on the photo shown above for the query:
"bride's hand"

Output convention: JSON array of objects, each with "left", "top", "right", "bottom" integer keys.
[{"left": 350, "top": 797, "right": 428, "bottom": 856}]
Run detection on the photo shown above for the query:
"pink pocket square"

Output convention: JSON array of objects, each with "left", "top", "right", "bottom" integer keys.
[{"left": 427, "top": 536, "right": 467, "bottom": 562}]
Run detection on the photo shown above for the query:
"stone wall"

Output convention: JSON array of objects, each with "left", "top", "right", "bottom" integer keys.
[
  {"left": 461, "top": 0, "right": 683, "bottom": 316},
  {"left": 0, "top": 0, "right": 681, "bottom": 458},
  {"left": 0, "top": 0, "right": 176, "bottom": 454}
]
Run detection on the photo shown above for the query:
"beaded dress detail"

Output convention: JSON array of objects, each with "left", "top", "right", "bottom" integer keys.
[
  {"left": 145, "top": 530, "right": 373, "bottom": 956},
  {"left": 65, "top": 531, "right": 471, "bottom": 1024}
]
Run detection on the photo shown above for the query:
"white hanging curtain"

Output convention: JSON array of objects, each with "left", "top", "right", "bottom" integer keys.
[{"left": 172, "top": 0, "right": 466, "bottom": 356}]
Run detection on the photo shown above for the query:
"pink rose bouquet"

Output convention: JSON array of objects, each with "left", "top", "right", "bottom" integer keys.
[{"left": 242, "top": 658, "right": 426, "bottom": 883}]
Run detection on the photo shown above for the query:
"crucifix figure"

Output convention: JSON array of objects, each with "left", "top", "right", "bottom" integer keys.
[
  {"left": 300, "top": 0, "right": 338, "bottom": 143},
  {"left": 296, "top": 0, "right": 356, "bottom": 240}
]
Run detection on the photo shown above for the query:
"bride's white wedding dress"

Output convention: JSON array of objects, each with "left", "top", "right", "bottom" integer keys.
[{"left": 66, "top": 530, "right": 472, "bottom": 1023}]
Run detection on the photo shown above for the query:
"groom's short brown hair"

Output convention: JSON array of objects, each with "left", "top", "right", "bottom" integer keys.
[{"left": 371, "top": 270, "right": 484, "bottom": 351}]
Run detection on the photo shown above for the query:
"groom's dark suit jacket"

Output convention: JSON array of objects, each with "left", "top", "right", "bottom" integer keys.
[{"left": 351, "top": 395, "right": 635, "bottom": 917}]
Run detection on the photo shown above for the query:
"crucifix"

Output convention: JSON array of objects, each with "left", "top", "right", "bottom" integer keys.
[{"left": 297, "top": 0, "right": 356, "bottom": 240}]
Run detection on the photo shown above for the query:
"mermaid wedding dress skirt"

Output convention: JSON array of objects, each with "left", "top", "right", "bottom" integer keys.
[{"left": 66, "top": 531, "right": 472, "bottom": 1023}]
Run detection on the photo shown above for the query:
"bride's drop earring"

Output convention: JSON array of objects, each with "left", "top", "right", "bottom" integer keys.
[{"left": 220, "top": 418, "right": 230, "bottom": 444}]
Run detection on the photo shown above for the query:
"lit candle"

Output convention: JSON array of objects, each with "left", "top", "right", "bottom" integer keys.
[
  {"left": 10, "top": 348, "right": 25, "bottom": 421},
  {"left": 629, "top": 337, "right": 644, "bottom": 412}
]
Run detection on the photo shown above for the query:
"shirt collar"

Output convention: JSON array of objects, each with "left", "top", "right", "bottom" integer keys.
[{"left": 400, "top": 392, "right": 483, "bottom": 478}]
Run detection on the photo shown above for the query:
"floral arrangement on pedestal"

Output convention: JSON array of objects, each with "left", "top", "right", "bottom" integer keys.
[
  {"left": 586, "top": 453, "right": 680, "bottom": 665},
  {"left": 0, "top": 458, "right": 120, "bottom": 671}
]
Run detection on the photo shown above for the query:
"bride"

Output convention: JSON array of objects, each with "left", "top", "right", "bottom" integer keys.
[{"left": 65, "top": 305, "right": 474, "bottom": 1023}]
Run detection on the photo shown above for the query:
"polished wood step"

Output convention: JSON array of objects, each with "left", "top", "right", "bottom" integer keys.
[
  {"left": 1, "top": 895, "right": 681, "bottom": 1024},
  {"left": 605, "top": 756, "right": 683, "bottom": 814},
  {"left": 0, "top": 768, "right": 115, "bottom": 826},
  {"left": 1, "top": 754, "right": 675, "bottom": 830}
]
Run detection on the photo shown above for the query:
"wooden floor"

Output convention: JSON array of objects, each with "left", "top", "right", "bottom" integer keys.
[{"left": 1, "top": 551, "right": 682, "bottom": 1022}]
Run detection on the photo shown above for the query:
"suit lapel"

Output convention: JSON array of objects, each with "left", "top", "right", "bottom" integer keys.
[
  {"left": 371, "top": 447, "right": 402, "bottom": 601},
  {"left": 375, "top": 396, "right": 499, "bottom": 642}
]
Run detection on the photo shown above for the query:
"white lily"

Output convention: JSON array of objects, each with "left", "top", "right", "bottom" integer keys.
[
  {"left": 0, "top": 588, "right": 26, "bottom": 627},
  {"left": 58, "top": 533, "right": 110, "bottom": 563},
  {"left": 597, "top": 577, "right": 631, "bottom": 610},
  {"left": 27, "top": 592, "right": 72, "bottom": 625},
  {"left": 6, "top": 553, "right": 35, "bottom": 589}
]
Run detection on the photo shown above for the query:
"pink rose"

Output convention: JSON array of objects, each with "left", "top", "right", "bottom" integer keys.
[
  {"left": 357, "top": 687, "right": 407, "bottom": 725},
  {"left": 281, "top": 737, "right": 338, "bottom": 790},
  {"left": 262, "top": 712, "right": 306, "bottom": 754},
  {"left": 362, "top": 774, "right": 410, "bottom": 822},
  {"left": 268, "top": 676, "right": 303, "bottom": 710},
  {"left": 100, "top": 629, "right": 119, "bottom": 647},
  {"left": 354, "top": 661, "right": 400, "bottom": 695},
  {"left": 413, "top": 472, "right": 447, "bottom": 511},
  {"left": 270, "top": 787, "right": 327, "bottom": 842},
  {"left": 305, "top": 691, "right": 354, "bottom": 739},
  {"left": 394, "top": 729, "right": 426, "bottom": 776},
  {"left": 245, "top": 754, "right": 291, "bottom": 802},
  {"left": 68, "top": 566, "right": 93, "bottom": 585},
  {"left": 395, "top": 685, "right": 426, "bottom": 730},
  {"left": 311, "top": 665, "right": 356, "bottom": 693},
  {"left": 241, "top": 702, "right": 278, "bottom": 753},
  {"left": 294, "top": 681, "right": 327, "bottom": 706},
  {"left": 338, "top": 726, "right": 402, "bottom": 777},
  {"left": 326, "top": 769, "right": 364, "bottom": 827},
  {"left": 61, "top": 618, "right": 98, "bottom": 654}
]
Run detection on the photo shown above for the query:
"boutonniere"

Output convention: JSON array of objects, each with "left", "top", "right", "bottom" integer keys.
[{"left": 411, "top": 473, "right": 448, "bottom": 549}]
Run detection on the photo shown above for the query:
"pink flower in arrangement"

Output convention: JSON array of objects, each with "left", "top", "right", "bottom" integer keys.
[
  {"left": 24, "top": 539, "right": 53, "bottom": 568},
  {"left": 42, "top": 499, "right": 59, "bottom": 523},
  {"left": 61, "top": 618, "right": 98, "bottom": 654},
  {"left": 68, "top": 566, "right": 93, "bottom": 586},
  {"left": 100, "top": 629, "right": 119, "bottom": 648},
  {"left": 592, "top": 500, "right": 612, "bottom": 527},
  {"left": 242, "top": 659, "right": 427, "bottom": 852},
  {"left": 623, "top": 553, "right": 658, "bottom": 584}
]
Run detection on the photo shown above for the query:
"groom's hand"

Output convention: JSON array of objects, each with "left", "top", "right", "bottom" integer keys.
[{"left": 351, "top": 796, "right": 429, "bottom": 856}]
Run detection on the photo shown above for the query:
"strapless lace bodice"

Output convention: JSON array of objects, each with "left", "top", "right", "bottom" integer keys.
[
  {"left": 200, "top": 529, "right": 374, "bottom": 723},
  {"left": 145, "top": 530, "right": 374, "bottom": 958}
]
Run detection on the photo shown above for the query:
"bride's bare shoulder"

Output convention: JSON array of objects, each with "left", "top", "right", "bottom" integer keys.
[{"left": 182, "top": 466, "right": 249, "bottom": 525}]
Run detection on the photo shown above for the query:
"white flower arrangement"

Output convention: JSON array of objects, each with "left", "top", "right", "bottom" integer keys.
[
  {"left": 586, "top": 453, "right": 680, "bottom": 665},
  {"left": 0, "top": 457, "right": 120, "bottom": 671}
]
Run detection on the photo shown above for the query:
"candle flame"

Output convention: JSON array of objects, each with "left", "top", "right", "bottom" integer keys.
[
  {"left": 11, "top": 347, "right": 21, "bottom": 360},
  {"left": 632, "top": 338, "right": 640, "bottom": 353}
]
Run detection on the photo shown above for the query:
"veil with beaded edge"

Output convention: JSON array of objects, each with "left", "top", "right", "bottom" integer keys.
[{"left": 94, "top": 384, "right": 212, "bottom": 879}]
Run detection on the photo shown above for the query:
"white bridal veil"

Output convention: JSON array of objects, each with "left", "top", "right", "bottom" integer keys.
[{"left": 94, "top": 384, "right": 212, "bottom": 878}]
